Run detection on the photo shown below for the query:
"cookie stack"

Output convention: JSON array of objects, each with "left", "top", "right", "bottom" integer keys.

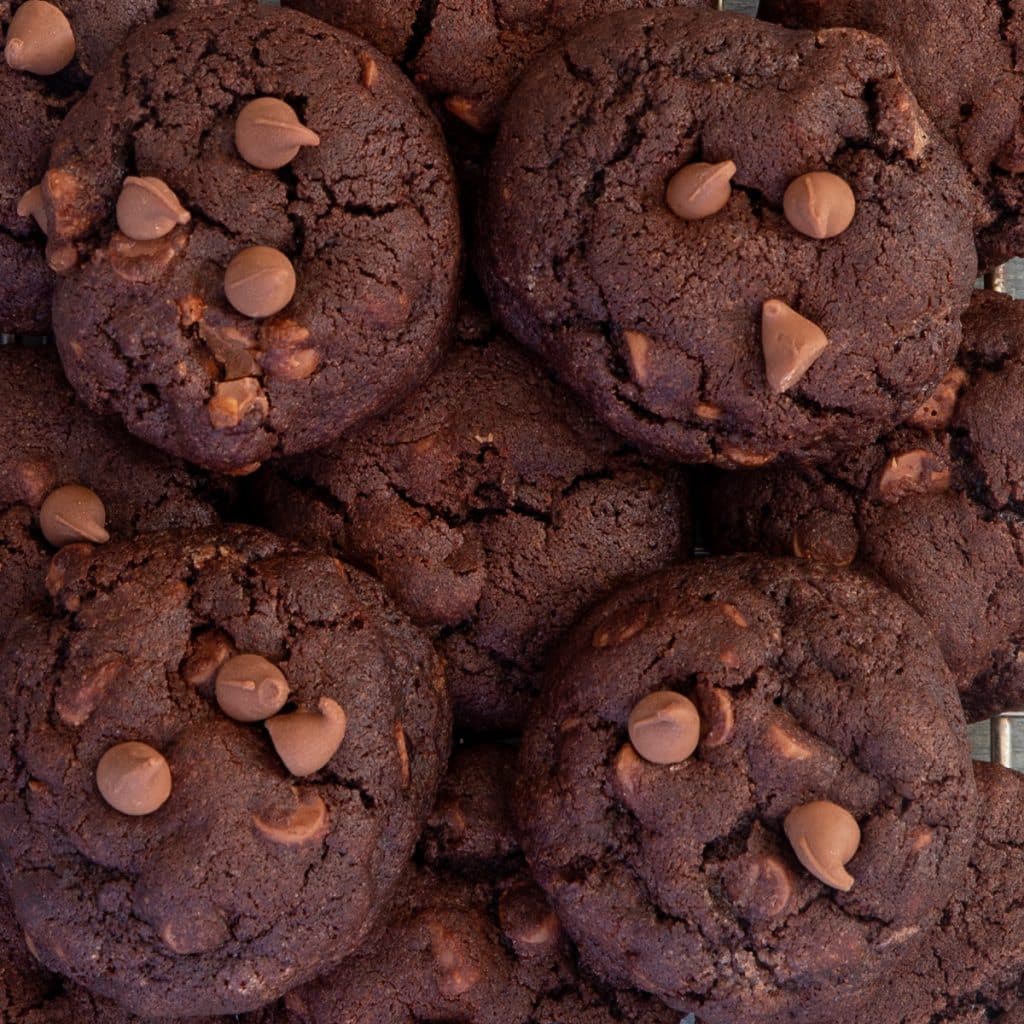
[{"left": 2, "top": 1, "right": 1024, "bottom": 1022}]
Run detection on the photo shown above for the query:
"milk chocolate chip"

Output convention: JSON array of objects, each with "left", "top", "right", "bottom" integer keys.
[
  {"left": 235, "top": 98, "right": 320, "bottom": 170},
  {"left": 215, "top": 654, "right": 290, "bottom": 722},
  {"left": 224, "top": 246, "right": 296, "bottom": 319},
  {"left": 39, "top": 484, "right": 109, "bottom": 546},
  {"left": 878, "top": 450, "right": 951, "bottom": 503},
  {"left": 17, "top": 184, "right": 48, "bottom": 234},
  {"left": 266, "top": 697, "right": 347, "bottom": 776},
  {"left": 783, "top": 172, "right": 856, "bottom": 239},
  {"left": 784, "top": 800, "right": 861, "bottom": 891},
  {"left": 116, "top": 176, "right": 190, "bottom": 241},
  {"left": 665, "top": 160, "right": 736, "bottom": 220},
  {"left": 627, "top": 691, "right": 701, "bottom": 765},
  {"left": 761, "top": 299, "right": 829, "bottom": 393},
  {"left": 96, "top": 742, "right": 172, "bottom": 816},
  {"left": 253, "top": 789, "right": 329, "bottom": 846},
  {"left": 4, "top": 0, "right": 75, "bottom": 75}
]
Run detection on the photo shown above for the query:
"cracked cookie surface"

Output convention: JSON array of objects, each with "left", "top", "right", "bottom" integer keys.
[
  {"left": 478, "top": 8, "right": 979, "bottom": 466},
  {"left": 515, "top": 556, "right": 976, "bottom": 1024},
  {"left": 0, "top": 343, "right": 231, "bottom": 645},
  {"left": 281, "top": 743, "right": 679, "bottom": 1024},
  {"left": 43, "top": 4, "right": 460, "bottom": 472},
  {"left": 706, "top": 290, "right": 1024, "bottom": 722},
  {"left": 281, "top": 0, "right": 713, "bottom": 133},
  {"left": 759, "top": 0, "right": 1024, "bottom": 268},
  {"left": 1, "top": 0, "right": 215, "bottom": 333},
  {"left": 0, "top": 524, "right": 450, "bottom": 1017},
  {"left": 253, "top": 302, "right": 691, "bottom": 732}
]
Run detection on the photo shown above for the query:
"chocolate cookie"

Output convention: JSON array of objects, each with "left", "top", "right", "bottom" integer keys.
[
  {"left": 281, "top": 0, "right": 714, "bottom": 134},
  {"left": 42, "top": 4, "right": 460, "bottom": 472},
  {"left": 253, "top": 302, "right": 691, "bottom": 731},
  {"left": 0, "top": 885, "right": 273, "bottom": 1023},
  {"left": 0, "top": 525, "right": 450, "bottom": 1017},
  {"left": 758, "top": 0, "right": 1024, "bottom": 268},
  {"left": 478, "top": 7, "right": 979, "bottom": 467},
  {"left": 281, "top": 744, "right": 679, "bottom": 1024},
  {"left": 2, "top": 0, "right": 205, "bottom": 333},
  {"left": 0, "top": 342, "right": 230, "bottom": 645},
  {"left": 515, "top": 556, "right": 977, "bottom": 1024},
  {"left": 705, "top": 289, "right": 1024, "bottom": 722}
]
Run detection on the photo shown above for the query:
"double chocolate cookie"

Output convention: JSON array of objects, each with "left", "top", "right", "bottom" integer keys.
[
  {"left": 758, "top": 0, "right": 1024, "bottom": 267},
  {"left": 478, "top": 8, "right": 979, "bottom": 466},
  {"left": 705, "top": 290, "right": 1024, "bottom": 721},
  {"left": 2, "top": 0, "right": 213, "bottom": 333},
  {"left": 42, "top": 4, "right": 460, "bottom": 472},
  {"left": 515, "top": 557, "right": 976, "bottom": 1024},
  {"left": 0, "top": 525, "right": 450, "bottom": 1016},
  {"left": 0, "top": 342, "right": 230, "bottom": 645},
  {"left": 282, "top": 0, "right": 714, "bottom": 134},
  {"left": 254, "top": 302, "right": 690, "bottom": 731},
  {"left": 281, "top": 744, "right": 679, "bottom": 1024}
]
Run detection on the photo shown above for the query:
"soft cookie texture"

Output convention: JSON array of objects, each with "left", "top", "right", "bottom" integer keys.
[
  {"left": 515, "top": 557, "right": 976, "bottom": 1024},
  {"left": 705, "top": 290, "right": 1024, "bottom": 723},
  {"left": 759, "top": 0, "right": 1024, "bottom": 268},
  {"left": 281, "top": 744, "right": 679, "bottom": 1024},
  {"left": 42, "top": 4, "right": 460, "bottom": 472},
  {"left": 478, "top": 8, "right": 979, "bottom": 467},
  {"left": 253, "top": 302, "right": 691, "bottom": 732},
  {"left": 0, "top": 886, "right": 273, "bottom": 1023},
  {"left": 281, "top": 0, "right": 714, "bottom": 133},
  {"left": 0, "top": 525, "right": 450, "bottom": 1017},
  {"left": 1, "top": 0, "right": 218, "bottom": 333},
  {"left": 0, "top": 343, "right": 231, "bottom": 645}
]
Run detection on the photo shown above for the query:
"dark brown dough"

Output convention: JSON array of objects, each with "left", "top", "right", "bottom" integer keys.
[
  {"left": 253, "top": 302, "right": 691, "bottom": 732},
  {"left": 0, "top": 525, "right": 450, "bottom": 1017},
  {"left": 478, "top": 8, "right": 979, "bottom": 466},
  {"left": 43, "top": 4, "right": 460, "bottom": 472}
]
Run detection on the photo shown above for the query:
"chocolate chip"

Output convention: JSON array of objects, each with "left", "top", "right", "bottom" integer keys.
[
  {"left": 96, "top": 742, "right": 172, "bottom": 816},
  {"left": 16, "top": 184, "right": 48, "bottom": 234},
  {"left": 261, "top": 345, "right": 320, "bottom": 381},
  {"left": 665, "top": 160, "right": 736, "bottom": 220},
  {"left": 181, "top": 629, "right": 235, "bottom": 688},
  {"left": 627, "top": 690, "right": 701, "bottom": 765},
  {"left": 783, "top": 171, "right": 856, "bottom": 239},
  {"left": 215, "top": 654, "right": 290, "bottom": 722},
  {"left": 761, "top": 299, "right": 829, "bottom": 393},
  {"left": 499, "top": 881, "right": 562, "bottom": 951},
  {"left": 427, "top": 918, "right": 481, "bottom": 997},
  {"left": 877, "top": 449, "right": 951, "bottom": 503},
  {"left": 224, "top": 246, "right": 296, "bottom": 319},
  {"left": 116, "top": 176, "right": 190, "bottom": 242},
  {"left": 725, "top": 853, "right": 793, "bottom": 919},
  {"left": 206, "top": 377, "right": 269, "bottom": 431},
  {"left": 395, "top": 723, "right": 410, "bottom": 787},
  {"left": 695, "top": 683, "right": 735, "bottom": 748},
  {"left": 4, "top": 0, "right": 76, "bottom": 75},
  {"left": 39, "top": 484, "right": 110, "bottom": 547},
  {"left": 444, "top": 95, "right": 487, "bottom": 132},
  {"left": 784, "top": 799, "right": 861, "bottom": 891},
  {"left": 56, "top": 656, "right": 124, "bottom": 727},
  {"left": 253, "top": 788, "right": 329, "bottom": 846},
  {"left": 623, "top": 329, "right": 652, "bottom": 385},
  {"left": 906, "top": 367, "right": 968, "bottom": 430},
  {"left": 265, "top": 697, "right": 347, "bottom": 777},
  {"left": 234, "top": 97, "right": 320, "bottom": 170}
]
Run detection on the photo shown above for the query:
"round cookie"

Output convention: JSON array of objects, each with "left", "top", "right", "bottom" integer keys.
[
  {"left": 281, "top": 744, "right": 679, "bottom": 1024},
  {"left": 515, "top": 556, "right": 977, "bottom": 1024},
  {"left": 0, "top": 885, "right": 274, "bottom": 1023},
  {"left": 478, "top": 7, "right": 979, "bottom": 467},
  {"left": 0, "top": 525, "right": 450, "bottom": 1017},
  {"left": 281, "top": 0, "right": 715, "bottom": 134},
  {"left": 42, "top": 4, "right": 460, "bottom": 472},
  {"left": 705, "top": 289, "right": 1024, "bottom": 722},
  {"left": 253, "top": 301, "right": 691, "bottom": 731},
  {"left": 1, "top": 0, "right": 201, "bottom": 334},
  {"left": 758, "top": 0, "right": 1024, "bottom": 268},
  {"left": 0, "top": 342, "right": 231, "bottom": 647}
]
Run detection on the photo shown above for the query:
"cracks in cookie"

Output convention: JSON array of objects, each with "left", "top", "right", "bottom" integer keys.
[{"left": 403, "top": 0, "right": 440, "bottom": 67}]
